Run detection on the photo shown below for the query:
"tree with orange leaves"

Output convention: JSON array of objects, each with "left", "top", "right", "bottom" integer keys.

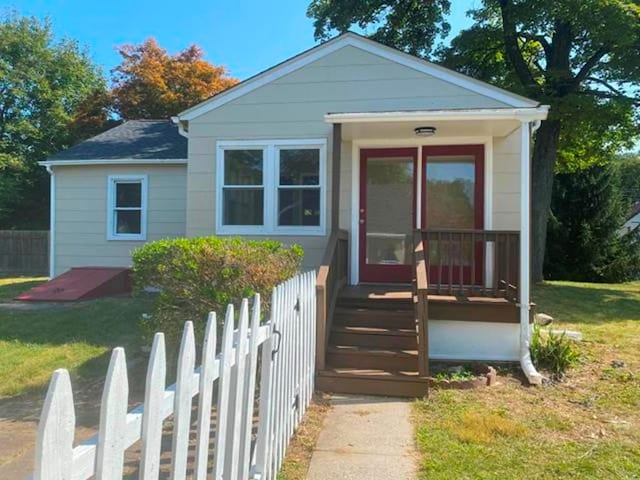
[{"left": 112, "top": 38, "right": 238, "bottom": 119}]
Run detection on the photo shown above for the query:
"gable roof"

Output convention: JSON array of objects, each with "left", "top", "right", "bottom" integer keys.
[
  {"left": 44, "top": 120, "right": 187, "bottom": 163},
  {"left": 178, "top": 31, "right": 539, "bottom": 122}
]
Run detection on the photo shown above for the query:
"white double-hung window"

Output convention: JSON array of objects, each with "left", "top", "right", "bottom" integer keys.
[
  {"left": 107, "top": 175, "right": 148, "bottom": 240},
  {"left": 217, "top": 139, "right": 326, "bottom": 235}
]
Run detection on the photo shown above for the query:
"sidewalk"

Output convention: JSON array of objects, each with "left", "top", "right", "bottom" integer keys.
[{"left": 306, "top": 394, "right": 418, "bottom": 480}]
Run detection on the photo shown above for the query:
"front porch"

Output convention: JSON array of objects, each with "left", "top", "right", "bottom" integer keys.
[
  {"left": 315, "top": 108, "right": 547, "bottom": 396},
  {"left": 315, "top": 228, "right": 524, "bottom": 397}
]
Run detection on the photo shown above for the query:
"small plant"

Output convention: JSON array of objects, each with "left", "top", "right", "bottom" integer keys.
[
  {"left": 531, "top": 325, "right": 580, "bottom": 378},
  {"left": 433, "top": 366, "right": 476, "bottom": 382}
]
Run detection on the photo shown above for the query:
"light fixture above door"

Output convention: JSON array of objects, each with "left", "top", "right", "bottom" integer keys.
[{"left": 414, "top": 126, "right": 437, "bottom": 137}]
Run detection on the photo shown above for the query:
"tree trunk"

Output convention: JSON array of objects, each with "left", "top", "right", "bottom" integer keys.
[{"left": 531, "top": 119, "right": 561, "bottom": 283}]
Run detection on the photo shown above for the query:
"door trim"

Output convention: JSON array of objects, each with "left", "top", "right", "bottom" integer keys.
[
  {"left": 359, "top": 147, "right": 418, "bottom": 283},
  {"left": 349, "top": 136, "right": 493, "bottom": 285}
]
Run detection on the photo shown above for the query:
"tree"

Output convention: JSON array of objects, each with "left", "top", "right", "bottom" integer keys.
[
  {"left": 545, "top": 162, "right": 640, "bottom": 282},
  {"left": 0, "top": 14, "right": 108, "bottom": 229},
  {"left": 307, "top": 0, "right": 640, "bottom": 282},
  {"left": 111, "top": 38, "right": 238, "bottom": 119}
]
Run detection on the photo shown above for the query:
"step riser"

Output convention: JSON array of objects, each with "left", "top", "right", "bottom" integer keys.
[
  {"left": 327, "top": 352, "right": 418, "bottom": 371},
  {"left": 338, "top": 299, "right": 413, "bottom": 311},
  {"left": 330, "top": 332, "right": 418, "bottom": 349},
  {"left": 316, "top": 375, "right": 428, "bottom": 398},
  {"left": 334, "top": 314, "right": 415, "bottom": 330}
]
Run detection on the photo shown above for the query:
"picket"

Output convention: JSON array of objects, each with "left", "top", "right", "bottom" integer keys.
[
  {"left": 34, "top": 369, "right": 75, "bottom": 480},
  {"left": 194, "top": 313, "right": 217, "bottom": 480},
  {"left": 95, "top": 348, "right": 128, "bottom": 480},
  {"left": 139, "top": 333, "right": 166, "bottom": 479},
  {"left": 30, "top": 271, "right": 316, "bottom": 480}
]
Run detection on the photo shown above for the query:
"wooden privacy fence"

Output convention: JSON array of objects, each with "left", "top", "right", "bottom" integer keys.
[
  {"left": 30, "top": 270, "right": 316, "bottom": 480},
  {"left": 0, "top": 230, "right": 49, "bottom": 276}
]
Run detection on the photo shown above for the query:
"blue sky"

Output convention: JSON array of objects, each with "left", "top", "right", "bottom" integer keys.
[{"left": 12, "top": 0, "right": 477, "bottom": 81}]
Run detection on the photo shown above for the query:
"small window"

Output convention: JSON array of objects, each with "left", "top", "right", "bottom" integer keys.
[{"left": 107, "top": 176, "right": 147, "bottom": 240}]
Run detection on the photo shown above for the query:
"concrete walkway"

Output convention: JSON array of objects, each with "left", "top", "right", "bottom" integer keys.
[{"left": 306, "top": 395, "right": 418, "bottom": 480}]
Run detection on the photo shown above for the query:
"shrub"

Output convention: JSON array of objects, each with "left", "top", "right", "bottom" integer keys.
[
  {"left": 531, "top": 325, "right": 580, "bottom": 378},
  {"left": 132, "top": 237, "right": 303, "bottom": 345}
]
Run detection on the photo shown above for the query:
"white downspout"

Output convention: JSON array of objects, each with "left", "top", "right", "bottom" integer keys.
[
  {"left": 46, "top": 165, "right": 55, "bottom": 278},
  {"left": 520, "top": 120, "right": 544, "bottom": 385}
]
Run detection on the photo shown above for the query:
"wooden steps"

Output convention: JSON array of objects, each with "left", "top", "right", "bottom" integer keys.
[{"left": 317, "top": 286, "right": 427, "bottom": 398}]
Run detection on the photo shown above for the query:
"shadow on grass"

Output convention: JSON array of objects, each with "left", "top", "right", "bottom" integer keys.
[{"left": 532, "top": 282, "right": 640, "bottom": 325}]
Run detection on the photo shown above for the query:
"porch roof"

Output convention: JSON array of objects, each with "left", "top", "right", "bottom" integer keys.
[{"left": 325, "top": 107, "right": 549, "bottom": 140}]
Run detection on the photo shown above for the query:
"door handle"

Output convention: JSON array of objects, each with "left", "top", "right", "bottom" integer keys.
[{"left": 359, "top": 219, "right": 365, "bottom": 224}]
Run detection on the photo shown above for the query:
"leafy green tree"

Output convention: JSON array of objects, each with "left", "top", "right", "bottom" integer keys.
[
  {"left": 545, "top": 162, "right": 640, "bottom": 282},
  {"left": 0, "top": 14, "right": 108, "bottom": 229},
  {"left": 308, "top": 0, "right": 640, "bottom": 282}
]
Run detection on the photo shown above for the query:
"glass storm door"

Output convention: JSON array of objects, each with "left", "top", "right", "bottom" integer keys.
[
  {"left": 422, "top": 145, "right": 484, "bottom": 286},
  {"left": 359, "top": 148, "right": 417, "bottom": 283}
]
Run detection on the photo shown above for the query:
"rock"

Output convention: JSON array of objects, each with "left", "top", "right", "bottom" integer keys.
[
  {"left": 550, "top": 329, "right": 582, "bottom": 341},
  {"left": 535, "top": 313, "right": 554, "bottom": 326},
  {"left": 611, "top": 360, "right": 625, "bottom": 369}
]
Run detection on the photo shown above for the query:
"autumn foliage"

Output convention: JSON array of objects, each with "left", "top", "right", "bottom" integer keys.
[{"left": 112, "top": 38, "right": 238, "bottom": 119}]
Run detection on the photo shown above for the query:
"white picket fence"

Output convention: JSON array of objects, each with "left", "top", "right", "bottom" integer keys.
[{"left": 30, "top": 270, "right": 317, "bottom": 480}]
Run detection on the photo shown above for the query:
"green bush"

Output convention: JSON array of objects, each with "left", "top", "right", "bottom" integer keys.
[
  {"left": 132, "top": 237, "right": 303, "bottom": 345},
  {"left": 531, "top": 325, "right": 580, "bottom": 378}
]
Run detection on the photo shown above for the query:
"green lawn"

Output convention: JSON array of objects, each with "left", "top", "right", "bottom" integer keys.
[
  {"left": 414, "top": 281, "right": 640, "bottom": 479},
  {"left": 0, "top": 277, "right": 153, "bottom": 398},
  {"left": 0, "top": 276, "right": 47, "bottom": 302}
]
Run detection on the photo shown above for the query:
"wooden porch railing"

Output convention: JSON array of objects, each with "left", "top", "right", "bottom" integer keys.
[
  {"left": 412, "top": 232, "right": 429, "bottom": 377},
  {"left": 316, "top": 229, "right": 349, "bottom": 371},
  {"left": 416, "top": 229, "right": 520, "bottom": 301}
]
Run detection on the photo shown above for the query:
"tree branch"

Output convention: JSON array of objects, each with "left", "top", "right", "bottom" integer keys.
[
  {"left": 586, "top": 76, "right": 638, "bottom": 100},
  {"left": 498, "top": 0, "right": 540, "bottom": 93},
  {"left": 517, "top": 31, "right": 552, "bottom": 57},
  {"left": 571, "top": 46, "right": 609, "bottom": 91}
]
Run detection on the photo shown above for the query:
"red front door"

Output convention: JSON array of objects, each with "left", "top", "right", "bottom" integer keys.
[
  {"left": 359, "top": 148, "right": 417, "bottom": 283},
  {"left": 421, "top": 145, "right": 485, "bottom": 286}
]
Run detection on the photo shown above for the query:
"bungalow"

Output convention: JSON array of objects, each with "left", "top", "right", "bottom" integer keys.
[{"left": 40, "top": 32, "right": 549, "bottom": 396}]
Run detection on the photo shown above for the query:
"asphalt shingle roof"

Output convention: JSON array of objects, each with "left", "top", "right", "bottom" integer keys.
[{"left": 48, "top": 119, "right": 187, "bottom": 161}]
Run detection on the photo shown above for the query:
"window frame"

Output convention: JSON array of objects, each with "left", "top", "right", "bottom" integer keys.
[
  {"left": 216, "top": 139, "right": 327, "bottom": 236},
  {"left": 106, "top": 174, "right": 148, "bottom": 241}
]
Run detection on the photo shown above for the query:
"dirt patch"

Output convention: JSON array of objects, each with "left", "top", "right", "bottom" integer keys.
[{"left": 277, "top": 393, "right": 332, "bottom": 480}]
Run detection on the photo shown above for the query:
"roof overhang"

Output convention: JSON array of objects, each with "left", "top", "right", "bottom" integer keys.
[
  {"left": 325, "top": 107, "right": 549, "bottom": 140},
  {"left": 325, "top": 107, "right": 549, "bottom": 124},
  {"left": 38, "top": 158, "right": 188, "bottom": 167}
]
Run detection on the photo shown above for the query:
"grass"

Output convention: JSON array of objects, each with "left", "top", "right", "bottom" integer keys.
[
  {"left": 0, "top": 276, "right": 47, "bottom": 302},
  {"left": 0, "top": 277, "right": 153, "bottom": 398},
  {"left": 413, "top": 281, "right": 640, "bottom": 480}
]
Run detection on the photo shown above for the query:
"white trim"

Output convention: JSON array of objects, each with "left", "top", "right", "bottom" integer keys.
[
  {"left": 178, "top": 33, "right": 539, "bottom": 121},
  {"left": 325, "top": 107, "right": 549, "bottom": 124},
  {"left": 349, "top": 136, "right": 493, "bottom": 285},
  {"left": 106, "top": 175, "right": 148, "bottom": 241},
  {"left": 38, "top": 158, "right": 187, "bottom": 167},
  {"left": 46, "top": 165, "right": 55, "bottom": 278},
  {"left": 215, "top": 139, "right": 327, "bottom": 236}
]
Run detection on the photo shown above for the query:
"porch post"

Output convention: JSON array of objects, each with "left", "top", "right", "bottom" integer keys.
[
  {"left": 519, "top": 121, "right": 543, "bottom": 384},
  {"left": 331, "top": 123, "right": 342, "bottom": 232}
]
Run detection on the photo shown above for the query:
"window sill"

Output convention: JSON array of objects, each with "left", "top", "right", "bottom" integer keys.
[
  {"left": 216, "top": 226, "right": 326, "bottom": 237},
  {"left": 107, "top": 235, "right": 147, "bottom": 241}
]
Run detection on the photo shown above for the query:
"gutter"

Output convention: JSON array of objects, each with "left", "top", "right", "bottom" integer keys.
[{"left": 519, "top": 119, "right": 544, "bottom": 385}]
